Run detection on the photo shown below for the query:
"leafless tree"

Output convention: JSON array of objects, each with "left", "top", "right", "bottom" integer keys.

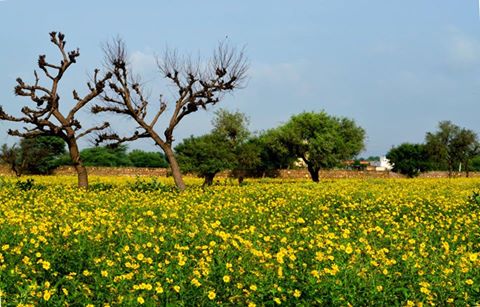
[
  {"left": 0, "top": 32, "right": 112, "bottom": 188},
  {"left": 93, "top": 38, "right": 248, "bottom": 191}
]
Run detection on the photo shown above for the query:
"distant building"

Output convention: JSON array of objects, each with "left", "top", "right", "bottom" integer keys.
[
  {"left": 344, "top": 156, "right": 393, "bottom": 172},
  {"left": 370, "top": 156, "right": 394, "bottom": 171}
]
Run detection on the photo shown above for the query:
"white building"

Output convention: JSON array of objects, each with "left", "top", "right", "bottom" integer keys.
[{"left": 370, "top": 156, "right": 394, "bottom": 171}]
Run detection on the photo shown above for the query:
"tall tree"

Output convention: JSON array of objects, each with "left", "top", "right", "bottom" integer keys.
[
  {"left": 0, "top": 32, "right": 111, "bottom": 188},
  {"left": 425, "top": 121, "right": 479, "bottom": 177},
  {"left": 277, "top": 111, "right": 365, "bottom": 182},
  {"left": 93, "top": 39, "right": 247, "bottom": 191}
]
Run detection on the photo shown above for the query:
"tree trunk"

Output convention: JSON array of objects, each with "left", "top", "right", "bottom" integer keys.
[
  {"left": 203, "top": 173, "right": 215, "bottom": 187},
  {"left": 66, "top": 138, "right": 88, "bottom": 188},
  {"left": 163, "top": 145, "right": 186, "bottom": 191},
  {"left": 307, "top": 164, "right": 320, "bottom": 182}
]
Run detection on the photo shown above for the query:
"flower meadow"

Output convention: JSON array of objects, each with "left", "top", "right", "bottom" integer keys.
[{"left": 0, "top": 176, "right": 479, "bottom": 306}]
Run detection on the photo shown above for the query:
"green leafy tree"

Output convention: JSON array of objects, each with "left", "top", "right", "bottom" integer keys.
[
  {"left": 211, "top": 109, "right": 261, "bottom": 182},
  {"left": 0, "top": 144, "right": 21, "bottom": 176},
  {"left": 80, "top": 145, "right": 132, "bottom": 167},
  {"left": 425, "top": 121, "right": 479, "bottom": 177},
  {"left": 4, "top": 136, "right": 66, "bottom": 175},
  {"left": 277, "top": 111, "right": 365, "bottom": 182},
  {"left": 471, "top": 155, "right": 480, "bottom": 171},
  {"left": 386, "top": 143, "right": 431, "bottom": 177},
  {"left": 128, "top": 150, "right": 168, "bottom": 168},
  {"left": 175, "top": 134, "right": 234, "bottom": 186},
  {"left": 249, "top": 129, "right": 297, "bottom": 177}
]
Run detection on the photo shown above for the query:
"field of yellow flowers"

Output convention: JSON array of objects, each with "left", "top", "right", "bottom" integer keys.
[{"left": 0, "top": 176, "right": 479, "bottom": 306}]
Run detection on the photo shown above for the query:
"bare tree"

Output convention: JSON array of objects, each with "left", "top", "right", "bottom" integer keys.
[
  {"left": 0, "top": 32, "right": 112, "bottom": 188},
  {"left": 93, "top": 38, "right": 247, "bottom": 191}
]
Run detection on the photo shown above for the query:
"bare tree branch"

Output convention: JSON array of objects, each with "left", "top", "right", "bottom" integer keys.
[{"left": 0, "top": 32, "right": 113, "bottom": 188}]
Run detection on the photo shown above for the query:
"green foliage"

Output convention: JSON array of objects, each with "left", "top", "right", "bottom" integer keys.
[
  {"left": 128, "top": 150, "right": 168, "bottom": 168},
  {"left": 471, "top": 156, "right": 480, "bottom": 171},
  {"left": 387, "top": 143, "right": 431, "bottom": 178},
  {"left": 211, "top": 109, "right": 250, "bottom": 144},
  {"left": 425, "top": 121, "right": 479, "bottom": 175},
  {"left": 2, "top": 136, "right": 67, "bottom": 175},
  {"left": 469, "top": 190, "right": 480, "bottom": 206},
  {"left": 127, "top": 177, "right": 172, "bottom": 192},
  {"left": 277, "top": 111, "right": 365, "bottom": 181},
  {"left": 80, "top": 145, "right": 132, "bottom": 167},
  {"left": 248, "top": 129, "right": 297, "bottom": 177},
  {"left": 15, "top": 178, "right": 46, "bottom": 191},
  {"left": 176, "top": 134, "right": 235, "bottom": 185}
]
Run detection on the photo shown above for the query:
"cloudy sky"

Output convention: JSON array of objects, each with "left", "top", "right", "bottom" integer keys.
[{"left": 1, "top": 0, "right": 479, "bottom": 156}]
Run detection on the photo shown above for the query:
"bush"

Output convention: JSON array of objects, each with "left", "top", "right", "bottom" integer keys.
[{"left": 128, "top": 150, "right": 168, "bottom": 168}]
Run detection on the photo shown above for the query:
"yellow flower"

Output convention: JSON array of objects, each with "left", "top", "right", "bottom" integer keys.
[
  {"left": 208, "top": 290, "right": 216, "bottom": 300},
  {"left": 43, "top": 289, "right": 52, "bottom": 301},
  {"left": 173, "top": 285, "right": 180, "bottom": 293},
  {"left": 137, "top": 297, "right": 145, "bottom": 304},
  {"left": 101, "top": 270, "right": 108, "bottom": 277},
  {"left": 250, "top": 284, "right": 257, "bottom": 291},
  {"left": 345, "top": 245, "right": 353, "bottom": 254},
  {"left": 274, "top": 297, "right": 282, "bottom": 304},
  {"left": 155, "top": 286, "right": 164, "bottom": 294},
  {"left": 248, "top": 303, "right": 256, "bottom": 307},
  {"left": 376, "top": 285, "right": 383, "bottom": 292},
  {"left": 137, "top": 253, "right": 144, "bottom": 261},
  {"left": 223, "top": 275, "right": 231, "bottom": 283},
  {"left": 62, "top": 288, "right": 68, "bottom": 296},
  {"left": 466, "top": 279, "right": 474, "bottom": 285},
  {"left": 42, "top": 261, "right": 51, "bottom": 270},
  {"left": 293, "top": 289, "right": 301, "bottom": 298}
]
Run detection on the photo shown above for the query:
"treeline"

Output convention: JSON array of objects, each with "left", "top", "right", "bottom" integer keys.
[
  {"left": 387, "top": 121, "right": 480, "bottom": 177},
  {"left": 0, "top": 109, "right": 367, "bottom": 186},
  {"left": 0, "top": 139, "right": 167, "bottom": 176}
]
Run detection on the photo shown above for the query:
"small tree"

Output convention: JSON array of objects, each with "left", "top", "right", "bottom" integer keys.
[
  {"left": 386, "top": 143, "right": 431, "bottom": 177},
  {"left": 250, "top": 129, "right": 297, "bottom": 177},
  {"left": 210, "top": 109, "right": 260, "bottom": 183},
  {"left": 0, "top": 32, "right": 111, "bottom": 188},
  {"left": 0, "top": 144, "right": 21, "bottom": 176},
  {"left": 93, "top": 39, "right": 247, "bottom": 191},
  {"left": 175, "top": 134, "right": 234, "bottom": 186},
  {"left": 277, "top": 111, "right": 365, "bottom": 182},
  {"left": 425, "top": 121, "right": 479, "bottom": 177}
]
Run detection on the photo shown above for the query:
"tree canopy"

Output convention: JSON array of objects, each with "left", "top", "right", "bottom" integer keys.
[
  {"left": 386, "top": 143, "right": 431, "bottom": 177},
  {"left": 425, "top": 121, "right": 479, "bottom": 176},
  {"left": 277, "top": 111, "right": 365, "bottom": 182}
]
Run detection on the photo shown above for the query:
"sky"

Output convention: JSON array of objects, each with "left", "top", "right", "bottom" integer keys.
[{"left": 1, "top": 0, "right": 480, "bottom": 157}]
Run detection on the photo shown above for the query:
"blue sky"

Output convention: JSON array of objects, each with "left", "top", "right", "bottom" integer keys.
[{"left": 1, "top": 0, "right": 479, "bottom": 156}]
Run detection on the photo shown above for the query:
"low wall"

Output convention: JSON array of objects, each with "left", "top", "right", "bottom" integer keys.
[{"left": 0, "top": 165, "right": 478, "bottom": 179}]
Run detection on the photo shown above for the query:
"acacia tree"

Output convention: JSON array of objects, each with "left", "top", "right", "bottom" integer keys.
[
  {"left": 0, "top": 32, "right": 112, "bottom": 188},
  {"left": 425, "top": 121, "right": 479, "bottom": 177},
  {"left": 92, "top": 39, "right": 247, "bottom": 191},
  {"left": 277, "top": 112, "right": 365, "bottom": 182}
]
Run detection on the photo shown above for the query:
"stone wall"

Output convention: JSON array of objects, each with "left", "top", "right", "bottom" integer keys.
[{"left": 0, "top": 164, "right": 478, "bottom": 179}]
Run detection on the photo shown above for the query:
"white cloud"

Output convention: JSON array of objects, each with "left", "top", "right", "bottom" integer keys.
[
  {"left": 130, "top": 50, "right": 156, "bottom": 72},
  {"left": 446, "top": 28, "right": 480, "bottom": 69}
]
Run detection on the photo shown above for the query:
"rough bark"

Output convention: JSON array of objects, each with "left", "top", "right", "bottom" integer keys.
[
  {"left": 307, "top": 164, "right": 320, "bottom": 183},
  {"left": 203, "top": 173, "right": 216, "bottom": 187},
  {"left": 67, "top": 138, "right": 88, "bottom": 188},
  {"left": 163, "top": 145, "right": 186, "bottom": 191}
]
